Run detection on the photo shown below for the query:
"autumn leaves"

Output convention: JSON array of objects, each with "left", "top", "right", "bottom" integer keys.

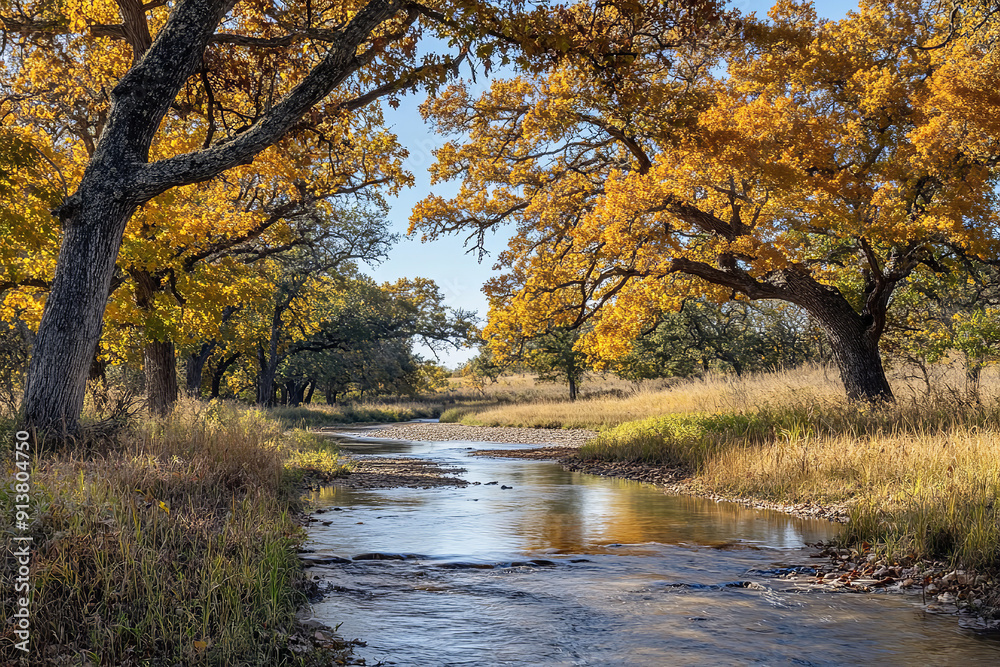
[
  {"left": 4, "top": 0, "right": 1000, "bottom": 431},
  {"left": 411, "top": 0, "right": 1000, "bottom": 401}
]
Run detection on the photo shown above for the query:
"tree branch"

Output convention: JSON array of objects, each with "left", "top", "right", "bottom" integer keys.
[{"left": 131, "top": 0, "right": 407, "bottom": 200}]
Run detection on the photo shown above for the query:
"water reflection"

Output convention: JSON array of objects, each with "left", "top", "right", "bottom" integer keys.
[
  {"left": 305, "top": 436, "right": 1000, "bottom": 666},
  {"left": 313, "top": 437, "right": 835, "bottom": 557}
]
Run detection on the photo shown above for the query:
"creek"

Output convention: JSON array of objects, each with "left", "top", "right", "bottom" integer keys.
[{"left": 304, "top": 434, "right": 1000, "bottom": 666}]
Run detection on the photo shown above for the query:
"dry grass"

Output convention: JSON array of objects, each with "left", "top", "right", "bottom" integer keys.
[
  {"left": 0, "top": 399, "right": 350, "bottom": 665},
  {"left": 708, "top": 420, "right": 1000, "bottom": 567},
  {"left": 442, "top": 372, "right": 674, "bottom": 404},
  {"left": 267, "top": 399, "right": 443, "bottom": 429},
  {"left": 446, "top": 365, "right": 845, "bottom": 429}
]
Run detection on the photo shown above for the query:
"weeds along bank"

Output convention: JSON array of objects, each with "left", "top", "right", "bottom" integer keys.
[
  {"left": 449, "top": 365, "right": 1000, "bottom": 574},
  {"left": 0, "top": 400, "right": 351, "bottom": 666},
  {"left": 268, "top": 399, "right": 443, "bottom": 429}
]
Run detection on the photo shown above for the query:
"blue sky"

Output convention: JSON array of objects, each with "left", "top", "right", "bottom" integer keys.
[{"left": 368, "top": 1, "right": 859, "bottom": 368}]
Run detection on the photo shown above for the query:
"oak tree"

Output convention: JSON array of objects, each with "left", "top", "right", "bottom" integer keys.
[
  {"left": 413, "top": 0, "right": 1000, "bottom": 402},
  {"left": 1, "top": 0, "right": 566, "bottom": 433}
]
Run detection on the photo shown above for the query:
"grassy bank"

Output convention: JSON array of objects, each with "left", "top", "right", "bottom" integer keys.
[
  {"left": 1, "top": 400, "right": 349, "bottom": 665},
  {"left": 268, "top": 399, "right": 443, "bottom": 430},
  {"left": 456, "top": 365, "right": 1000, "bottom": 572}
]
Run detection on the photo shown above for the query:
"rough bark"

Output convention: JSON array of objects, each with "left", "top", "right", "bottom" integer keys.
[
  {"left": 144, "top": 339, "right": 178, "bottom": 416},
  {"left": 185, "top": 341, "right": 216, "bottom": 396},
  {"left": 670, "top": 259, "right": 895, "bottom": 402},
  {"left": 303, "top": 379, "right": 315, "bottom": 404},
  {"left": 131, "top": 268, "right": 179, "bottom": 415},
  {"left": 783, "top": 276, "right": 894, "bottom": 403},
  {"left": 23, "top": 198, "right": 138, "bottom": 435},
  {"left": 820, "top": 320, "right": 893, "bottom": 402}
]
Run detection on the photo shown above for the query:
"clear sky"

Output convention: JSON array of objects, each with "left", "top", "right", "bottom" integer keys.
[{"left": 366, "top": 1, "right": 859, "bottom": 369}]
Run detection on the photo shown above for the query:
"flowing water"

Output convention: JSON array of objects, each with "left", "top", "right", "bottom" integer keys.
[{"left": 304, "top": 435, "right": 1000, "bottom": 666}]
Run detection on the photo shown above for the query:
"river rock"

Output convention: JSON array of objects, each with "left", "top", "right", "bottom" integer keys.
[
  {"left": 436, "top": 562, "right": 496, "bottom": 569},
  {"left": 352, "top": 552, "right": 408, "bottom": 561},
  {"left": 300, "top": 554, "right": 352, "bottom": 565}
]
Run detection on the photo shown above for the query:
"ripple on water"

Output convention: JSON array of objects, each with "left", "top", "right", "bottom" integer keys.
[{"left": 303, "top": 438, "right": 1000, "bottom": 666}]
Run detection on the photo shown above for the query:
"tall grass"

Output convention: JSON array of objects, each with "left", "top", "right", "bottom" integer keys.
[
  {"left": 448, "top": 365, "right": 845, "bottom": 429},
  {"left": 0, "top": 399, "right": 349, "bottom": 665}
]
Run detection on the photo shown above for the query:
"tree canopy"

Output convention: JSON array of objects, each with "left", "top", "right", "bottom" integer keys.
[
  {"left": 9, "top": 0, "right": 727, "bottom": 431},
  {"left": 413, "top": 0, "right": 1000, "bottom": 402}
]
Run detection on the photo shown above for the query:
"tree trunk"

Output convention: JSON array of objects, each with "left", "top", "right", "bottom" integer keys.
[
  {"left": 761, "top": 267, "right": 895, "bottom": 403},
  {"left": 185, "top": 342, "right": 216, "bottom": 397},
  {"left": 568, "top": 374, "right": 577, "bottom": 401},
  {"left": 23, "top": 197, "right": 138, "bottom": 434},
  {"left": 285, "top": 379, "right": 308, "bottom": 407},
  {"left": 87, "top": 344, "right": 111, "bottom": 414},
  {"left": 20, "top": 0, "right": 239, "bottom": 435},
  {"left": 809, "top": 310, "right": 893, "bottom": 403},
  {"left": 304, "top": 379, "right": 315, "bottom": 404},
  {"left": 828, "top": 331, "right": 892, "bottom": 402},
  {"left": 256, "top": 343, "right": 279, "bottom": 407},
  {"left": 131, "top": 267, "right": 179, "bottom": 416},
  {"left": 210, "top": 353, "right": 240, "bottom": 399},
  {"left": 18, "top": 0, "right": 405, "bottom": 435},
  {"left": 144, "top": 339, "right": 178, "bottom": 417}
]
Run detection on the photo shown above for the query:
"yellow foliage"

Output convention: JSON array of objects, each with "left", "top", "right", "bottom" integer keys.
[
  {"left": 2, "top": 0, "right": 411, "bottom": 363},
  {"left": 412, "top": 0, "right": 1000, "bottom": 375}
]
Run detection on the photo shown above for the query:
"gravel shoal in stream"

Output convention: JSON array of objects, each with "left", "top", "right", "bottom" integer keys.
[{"left": 327, "top": 422, "right": 598, "bottom": 447}]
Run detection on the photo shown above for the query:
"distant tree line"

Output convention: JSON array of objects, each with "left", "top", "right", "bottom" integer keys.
[{"left": 463, "top": 280, "right": 1000, "bottom": 401}]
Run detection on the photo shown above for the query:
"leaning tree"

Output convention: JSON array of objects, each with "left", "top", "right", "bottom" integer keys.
[
  {"left": 4, "top": 0, "right": 722, "bottom": 432},
  {"left": 413, "top": 0, "right": 1000, "bottom": 402}
]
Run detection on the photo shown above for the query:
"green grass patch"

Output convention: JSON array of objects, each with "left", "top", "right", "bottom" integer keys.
[
  {"left": 579, "top": 412, "right": 774, "bottom": 466},
  {"left": 267, "top": 401, "right": 442, "bottom": 429}
]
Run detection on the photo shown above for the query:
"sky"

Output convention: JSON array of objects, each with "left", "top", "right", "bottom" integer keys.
[{"left": 365, "top": 0, "right": 859, "bottom": 369}]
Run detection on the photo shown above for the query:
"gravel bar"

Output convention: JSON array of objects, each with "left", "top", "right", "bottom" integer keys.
[{"left": 330, "top": 422, "right": 598, "bottom": 447}]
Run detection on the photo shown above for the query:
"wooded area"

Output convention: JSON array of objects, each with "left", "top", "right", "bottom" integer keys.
[{"left": 3, "top": 0, "right": 1000, "bottom": 430}]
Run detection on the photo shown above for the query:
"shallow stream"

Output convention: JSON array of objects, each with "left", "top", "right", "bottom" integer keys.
[{"left": 304, "top": 435, "right": 1000, "bottom": 666}]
